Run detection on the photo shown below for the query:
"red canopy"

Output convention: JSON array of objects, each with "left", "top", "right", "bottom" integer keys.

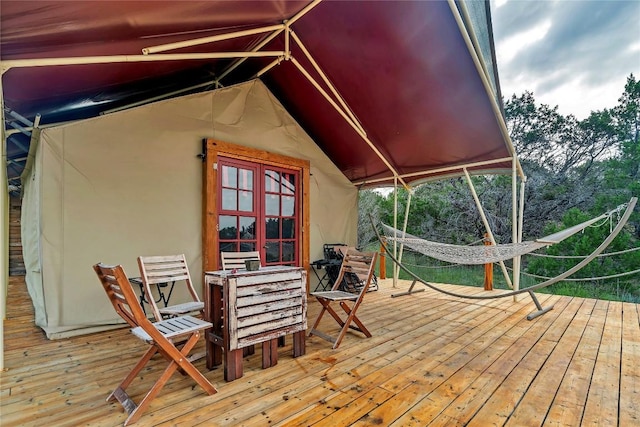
[{"left": 1, "top": 0, "right": 519, "bottom": 187}]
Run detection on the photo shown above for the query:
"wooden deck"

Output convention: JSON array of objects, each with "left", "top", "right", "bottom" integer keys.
[{"left": 2, "top": 274, "right": 639, "bottom": 426}]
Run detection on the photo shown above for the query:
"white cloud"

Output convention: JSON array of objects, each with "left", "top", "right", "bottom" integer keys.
[
  {"left": 491, "top": 0, "right": 640, "bottom": 120},
  {"left": 496, "top": 20, "right": 551, "bottom": 64},
  {"left": 536, "top": 77, "right": 627, "bottom": 118}
]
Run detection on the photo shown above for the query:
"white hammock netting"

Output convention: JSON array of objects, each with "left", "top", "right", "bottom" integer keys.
[{"left": 381, "top": 202, "right": 630, "bottom": 265}]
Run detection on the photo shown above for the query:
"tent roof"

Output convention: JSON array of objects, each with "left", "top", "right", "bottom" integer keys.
[{"left": 1, "top": 0, "right": 519, "bottom": 189}]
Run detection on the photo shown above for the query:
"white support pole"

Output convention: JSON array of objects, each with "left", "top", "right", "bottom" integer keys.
[
  {"left": 289, "top": 56, "right": 409, "bottom": 190},
  {"left": 463, "top": 169, "right": 513, "bottom": 288},
  {"left": 254, "top": 57, "right": 284, "bottom": 78},
  {"left": 284, "top": 21, "right": 291, "bottom": 61},
  {"left": 286, "top": 0, "right": 324, "bottom": 27},
  {"left": 512, "top": 158, "right": 521, "bottom": 301},
  {"left": 397, "top": 189, "right": 413, "bottom": 285},
  {"left": 446, "top": 0, "right": 525, "bottom": 180},
  {"left": 218, "top": 29, "right": 284, "bottom": 82},
  {"left": 142, "top": 24, "right": 286, "bottom": 54},
  {"left": 1, "top": 51, "right": 286, "bottom": 73},
  {"left": 393, "top": 177, "right": 399, "bottom": 288},
  {"left": 1, "top": 74, "right": 7, "bottom": 370},
  {"left": 218, "top": 0, "right": 323, "bottom": 82},
  {"left": 352, "top": 156, "right": 513, "bottom": 187},
  {"left": 519, "top": 180, "right": 526, "bottom": 243},
  {"left": 289, "top": 57, "right": 366, "bottom": 135},
  {"left": 289, "top": 30, "right": 366, "bottom": 136}
]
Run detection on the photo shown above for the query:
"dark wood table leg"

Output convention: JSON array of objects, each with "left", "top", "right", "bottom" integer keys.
[
  {"left": 224, "top": 349, "right": 243, "bottom": 381},
  {"left": 206, "top": 284, "right": 223, "bottom": 370},
  {"left": 262, "top": 339, "right": 278, "bottom": 368},
  {"left": 292, "top": 331, "right": 306, "bottom": 358}
]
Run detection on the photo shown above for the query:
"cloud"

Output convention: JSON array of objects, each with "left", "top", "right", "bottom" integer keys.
[{"left": 492, "top": 0, "right": 640, "bottom": 118}]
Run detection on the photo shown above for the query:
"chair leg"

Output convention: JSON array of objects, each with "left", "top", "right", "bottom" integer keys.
[
  {"left": 340, "top": 302, "right": 372, "bottom": 337},
  {"left": 310, "top": 299, "right": 344, "bottom": 334},
  {"left": 310, "top": 297, "right": 372, "bottom": 349},
  {"left": 333, "top": 325, "right": 349, "bottom": 349},
  {"left": 125, "top": 357, "right": 182, "bottom": 425},
  {"left": 324, "top": 304, "right": 347, "bottom": 328},
  {"left": 332, "top": 301, "right": 372, "bottom": 349},
  {"left": 163, "top": 332, "right": 217, "bottom": 396},
  {"left": 107, "top": 346, "right": 158, "bottom": 403},
  {"left": 118, "top": 333, "right": 216, "bottom": 426},
  {"left": 309, "top": 302, "right": 329, "bottom": 334}
]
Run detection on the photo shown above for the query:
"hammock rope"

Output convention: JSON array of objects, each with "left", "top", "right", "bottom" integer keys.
[
  {"left": 528, "top": 246, "right": 640, "bottom": 259},
  {"left": 381, "top": 202, "right": 630, "bottom": 265},
  {"left": 372, "top": 197, "right": 638, "bottom": 320},
  {"left": 508, "top": 266, "right": 640, "bottom": 282}
]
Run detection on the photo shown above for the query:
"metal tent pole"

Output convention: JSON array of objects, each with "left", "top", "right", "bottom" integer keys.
[
  {"left": 393, "top": 177, "right": 398, "bottom": 288},
  {"left": 1, "top": 74, "right": 7, "bottom": 370},
  {"left": 463, "top": 168, "right": 513, "bottom": 288},
  {"left": 512, "top": 157, "right": 521, "bottom": 300}
]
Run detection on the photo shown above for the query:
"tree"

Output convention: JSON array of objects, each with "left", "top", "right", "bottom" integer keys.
[{"left": 604, "top": 74, "right": 640, "bottom": 238}]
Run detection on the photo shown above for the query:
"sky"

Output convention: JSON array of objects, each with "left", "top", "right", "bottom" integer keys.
[{"left": 490, "top": 0, "right": 640, "bottom": 120}]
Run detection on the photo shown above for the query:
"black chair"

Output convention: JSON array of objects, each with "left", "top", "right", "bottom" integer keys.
[
  {"left": 311, "top": 243, "right": 347, "bottom": 291},
  {"left": 312, "top": 243, "right": 378, "bottom": 292}
]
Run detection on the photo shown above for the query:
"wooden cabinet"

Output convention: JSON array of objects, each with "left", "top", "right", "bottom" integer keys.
[{"left": 204, "top": 266, "right": 307, "bottom": 381}]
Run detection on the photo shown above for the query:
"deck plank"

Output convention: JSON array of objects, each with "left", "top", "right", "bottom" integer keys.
[
  {"left": 582, "top": 300, "right": 623, "bottom": 426},
  {"left": 1, "top": 275, "right": 638, "bottom": 426},
  {"left": 618, "top": 302, "right": 640, "bottom": 426},
  {"left": 543, "top": 298, "right": 605, "bottom": 426}
]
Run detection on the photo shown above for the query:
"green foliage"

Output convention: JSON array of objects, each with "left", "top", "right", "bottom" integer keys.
[{"left": 526, "top": 207, "right": 639, "bottom": 280}]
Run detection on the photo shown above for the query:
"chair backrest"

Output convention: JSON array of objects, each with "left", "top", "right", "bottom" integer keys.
[
  {"left": 331, "top": 249, "right": 377, "bottom": 295},
  {"left": 335, "top": 245, "right": 353, "bottom": 259},
  {"left": 95, "top": 262, "right": 206, "bottom": 358},
  {"left": 137, "top": 254, "right": 200, "bottom": 321},
  {"left": 93, "top": 263, "right": 147, "bottom": 329},
  {"left": 323, "top": 243, "right": 348, "bottom": 261},
  {"left": 220, "top": 251, "right": 261, "bottom": 270}
]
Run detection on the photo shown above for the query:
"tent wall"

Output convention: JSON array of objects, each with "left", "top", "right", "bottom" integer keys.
[{"left": 20, "top": 80, "right": 358, "bottom": 339}]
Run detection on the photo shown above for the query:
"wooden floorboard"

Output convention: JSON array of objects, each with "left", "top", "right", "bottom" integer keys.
[{"left": 1, "top": 275, "right": 638, "bottom": 426}]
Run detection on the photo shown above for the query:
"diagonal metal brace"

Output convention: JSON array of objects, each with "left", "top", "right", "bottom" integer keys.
[
  {"left": 391, "top": 279, "right": 425, "bottom": 298},
  {"left": 526, "top": 290, "right": 554, "bottom": 320}
]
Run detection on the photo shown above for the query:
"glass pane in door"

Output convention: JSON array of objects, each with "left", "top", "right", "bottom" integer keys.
[
  {"left": 218, "top": 161, "right": 257, "bottom": 259},
  {"left": 263, "top": 168, "right": 298, "bottom": 265}
]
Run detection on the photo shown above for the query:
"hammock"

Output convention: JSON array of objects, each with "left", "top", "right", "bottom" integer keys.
[
  {"left": 373, "top": 197, "right": 637, "bottom": 320},
  {"left": 381, "top": 202, "right": 631, "bottom": 265}
]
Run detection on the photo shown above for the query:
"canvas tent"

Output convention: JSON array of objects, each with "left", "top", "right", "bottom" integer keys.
[
  {"left": 19, "top": 80, "right": 359, "bottom": 338},
  {"left": 1, "top": 1, "right": 524, "bottom": 348}
]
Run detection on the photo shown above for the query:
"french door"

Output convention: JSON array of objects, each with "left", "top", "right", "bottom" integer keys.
[
  {"left": 217, "top": 157, "right": 299, "bottom": 266},
  {"left": 203, "top": 139, "right": 310, "bottom": 273}
]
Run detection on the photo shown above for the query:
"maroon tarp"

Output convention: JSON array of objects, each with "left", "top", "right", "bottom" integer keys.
[{"left": 1, "top": 0, "right": 514, "bottom": 186}]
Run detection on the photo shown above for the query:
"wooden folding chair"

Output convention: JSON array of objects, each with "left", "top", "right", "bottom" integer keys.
[
  {"left": 137, "top": 254, "right": 204, "bottom": 321},
  {"left": 93, "top": 263, "right": 217, "bottom": 426},
  {"left": 220, "top": 250, "right": 261, "bottom": 270},
  {"left": 308, "top": 249, "right": 378, "bottom": 349}
]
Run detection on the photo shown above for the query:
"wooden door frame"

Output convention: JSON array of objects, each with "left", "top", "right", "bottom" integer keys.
[{"left": 202, "top": 138, "right": 310, "bottom": 291}]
